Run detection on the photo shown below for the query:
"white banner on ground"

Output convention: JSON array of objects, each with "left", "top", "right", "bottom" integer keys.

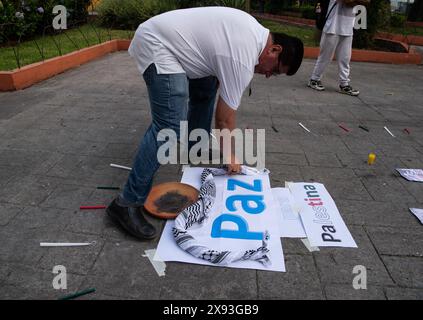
[
  {"left": 409, "top": 208, "right": 423, "bottom": 225},
  {"left": 156, "top": 167, "right": 286, "bottom": 272},
  {"left": 271, "top": 187, "right": 306, "bottom": 238},
  {"left": 287, "top": 182, "right": 357, "bottom": 248},
  {"left": 396, "top": 169, "right": 423, "bottom": 182}
]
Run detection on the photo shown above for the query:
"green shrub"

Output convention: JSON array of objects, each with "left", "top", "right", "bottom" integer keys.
[
  {"left": 215, "top": 0, "right": 246, "bottom": 9},
  {"left": 408, "top": 0, "right": 423, "bottom": 22},
  {"left": 0, "top": 0, "right": 91, "bottom": 44},
  {"left": 97, "top": 0, "right": 246, "bottom": 30},
  {"left": 390, "top": 13, "right": 406, "bottom": 28},
  {"left": 97, "top": 0, "right": 178, "bottom": 29}
]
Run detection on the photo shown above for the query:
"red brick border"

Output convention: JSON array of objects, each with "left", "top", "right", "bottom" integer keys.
[
  {"left": 376, "top": 32, "right": 423, "bottom": 46},
  {"left": 253, "top": 13, "right": 423, "bottom": 46},
  {"left": 0, "top": 39, "right": 129, "bottom": 91},
  {"left": 253, "top": 12, "right": 315, "bottom": 27},
  {"left": 0, "top": 38, "right": 420, "bottom": 92}
]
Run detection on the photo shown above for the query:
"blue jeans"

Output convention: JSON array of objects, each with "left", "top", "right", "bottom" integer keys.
[{"left": 120, "top": 64, "right": 218, "bottom": 206}]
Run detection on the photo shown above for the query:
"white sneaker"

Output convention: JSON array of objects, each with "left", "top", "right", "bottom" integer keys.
[
  {"left": 339, "top": 85, "right": 359, "bottom": 96},
  {"left": 308, "top": 79, "right": 325, "bottom": 91}
]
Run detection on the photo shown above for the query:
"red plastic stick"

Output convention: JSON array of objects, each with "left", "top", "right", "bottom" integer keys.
[
  {"left": 403, "top": 128, "right": 410, "bottom": 135},
  {"left": 338, "top": 124, "right": 350, "bottom": 132},
  {"left": 79, "top": 205, "right": 106, "bottom": 210}
]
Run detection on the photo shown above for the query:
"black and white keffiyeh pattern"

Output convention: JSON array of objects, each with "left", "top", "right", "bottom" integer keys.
[{"left": 172, "top": 168, "right": 271, "bottom": 266}]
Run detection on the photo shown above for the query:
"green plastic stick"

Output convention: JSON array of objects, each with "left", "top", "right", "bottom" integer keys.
[
  {"left": 97, "top": 186, "right": 120, "bottom": 190},
  {"left": 58, "top": 288, "right": 96, "bottom": 300}
]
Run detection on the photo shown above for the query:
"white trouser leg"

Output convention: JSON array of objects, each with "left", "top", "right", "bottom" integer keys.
[
  {"left": 311, "top": 32, "right": 339, "bottom": 81},
  {"left": 335, "top": 35, "right": 353, "bottom": 87}
]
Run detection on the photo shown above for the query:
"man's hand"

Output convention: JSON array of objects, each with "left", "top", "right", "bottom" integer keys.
[
  {"left": 215, "top": 96, "right": 242, "bottom": 175},
  {"left": 226, "top": 153, "right": 241, "bottom": 175}
]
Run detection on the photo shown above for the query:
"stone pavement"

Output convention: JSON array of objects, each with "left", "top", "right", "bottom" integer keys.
[{"left": 0, "top": 52, "right": 422, "bottom": 300}]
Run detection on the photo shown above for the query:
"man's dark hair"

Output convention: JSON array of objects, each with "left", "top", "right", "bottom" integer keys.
[{"left": 272, "top": 32, "right": 304, "bottom": 76}]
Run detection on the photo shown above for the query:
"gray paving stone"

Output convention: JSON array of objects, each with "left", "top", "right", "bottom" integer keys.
[
  {"left": 337, "top": 200, "right": 420, "bottom": 229},
  {"left": 265, "top": 152, "right": 308, "bottom": 166},
  {"left": 400, "top": 157, "right": 423, "bottom": 169},
  {"left": 160, "top": 263, "right": 257, "bottom": 299},
  {"left": 293, "top": 104, "right": 333, "bottom": 121},
  {"left": 305, "top": 152, "right": 342, "bottom": 168},
  {"left": 8, "top": 178, "right": 60, "bottom": 207},
  {"left": 0, "top": 227, "right": 54, "bottom": 264},
  {"left": 324, "top": 284, "right": 386, "bottom": 300},
  {"left": 0, "top": 166, "right": 17, "bottom": 188},
  {"left": 257, "top": 254, "right": 324, "bottom": 299},
  {"left": 355, "top": 169, "right": 417, "bottom": 203},
  {"left": 323, "top": 105, "right": 357, "bottom": 122},
  {"left": 90, "top": 240, "right": 161, "bottom": 277},
  {"left": 267, "top": 164, "right": 304, "bottom": 187},
  {"left": 1, "top": 264, "right": 84, "bottom": 299},
  {"left": 86, "top": 241, "right": 163, "bottom": 299},
  {"left": 80, "top": 273, "right": 161, "bottom": 300},
  {"left": 313, "top": 226, "right": 394, "bottom": 286},
  {"left": 0, "top": 265, "right": 13, "bottom": 282},
  {"left": 7, "top": 206, "right": 72, "bottom": 231},
  {"left": 264, "top": 137, "right": 305, "bottom": 154},
  {"left": 40, "top": 184, "right": 94, "bottom": 210},
  {"left": 381, "top": 256, "right": 423, "bottom": 288},
  {"left": 340, "top": 136, "right": 385, "bottom": 156},
  {"left": 298, "top": 136, "right": 351, "bottom": 154},
  {"left": 0, "top": 173, "right": 40, "bottom": 204},
  {"left": 65, "top": 210, "right": 108, "bottom": 236},
  {"left": 94, "top": 142, "right": 137, "bottom": 161},
  {"left": 300, "top": 166, "right": 372, "bottom": 201},
  {"left": 385, "top": 287, "right": 423, "bottom": 300},
  {"left": 46, "top": 154, "right": 128, "bottom": 186},
  {"left": 397, "top": 179, "right": 423, "bottom": 204},
  {"left": 377, "top": 143, "right": 422, "bottom": 158},
  {"left": 366, "top": 226, "right": 423, "bottom": 257},
  {"left": 348, "top": 105, "right": 385, "bottom": 122},
  {"left": 0, "top": 203, "right": 24, "bottom": 226}
]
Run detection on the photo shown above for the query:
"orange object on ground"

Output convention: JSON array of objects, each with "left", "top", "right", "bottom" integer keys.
[{"left": 144, "top": 182, "right": 199, "bottom": 219}]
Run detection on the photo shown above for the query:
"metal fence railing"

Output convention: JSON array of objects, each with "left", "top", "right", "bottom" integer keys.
[{"left": 0, "top": 19, "right": 135, "bottom": 70}]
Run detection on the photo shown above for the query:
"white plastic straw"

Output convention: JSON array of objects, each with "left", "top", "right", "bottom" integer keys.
[
  {"left": 384, "top": 126, "right": 395, "bottom": 137},
  {"left": 298, "top": 122, "right": 311, "bottom": 133},
  {"left": 110, "top": 163, "right": 132, "bottom": 171},
  {"left": 40, "top": 242, "right": 96, "bottom": 247}
]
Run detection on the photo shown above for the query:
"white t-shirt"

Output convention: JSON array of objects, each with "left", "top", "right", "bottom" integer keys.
[
  {"left": 323, "top": 0, "right": 356, "bottom": 36},
  {"left": 128, "top": 7, "right": 269, "bottom": 110}
]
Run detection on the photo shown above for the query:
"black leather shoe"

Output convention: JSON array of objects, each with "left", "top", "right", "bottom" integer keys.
[{"left": 106, "top": 199, "right": 156, "bottom": 240}]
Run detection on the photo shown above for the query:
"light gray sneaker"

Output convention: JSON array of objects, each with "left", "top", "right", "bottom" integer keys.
[
  {"left": 339, "top": 85, "right": 359, "bottom": 96},
  {"left": 307, "top": 79, "right": 325, "bottom": 91}
]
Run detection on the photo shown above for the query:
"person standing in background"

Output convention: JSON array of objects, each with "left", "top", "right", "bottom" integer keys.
[{"left": 308, "top": 0, "right": 360, "bottom": 96}]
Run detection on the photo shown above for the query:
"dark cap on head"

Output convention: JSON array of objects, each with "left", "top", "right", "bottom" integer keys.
[{"left": 272, "top": 32, "right": 304, "bottom": 76}]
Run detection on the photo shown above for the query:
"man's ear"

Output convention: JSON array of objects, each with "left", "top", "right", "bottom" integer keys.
[{"left": 270, "top": 44, "right": 283, "bottom": 56}]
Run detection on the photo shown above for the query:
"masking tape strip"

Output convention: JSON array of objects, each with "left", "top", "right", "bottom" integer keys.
[
  {"left": 182, "top": 165, "right": 191, "bottom": 173},
  {"left": 300, "top": 238, "right": 320, "bottom": 252},
  {"left": 142, "top": 249, "right": 166, "bottom": 277}
]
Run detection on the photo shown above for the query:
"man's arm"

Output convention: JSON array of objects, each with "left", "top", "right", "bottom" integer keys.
[{"left": 215, "top": 96, "right": 241, "bottom": 174}]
